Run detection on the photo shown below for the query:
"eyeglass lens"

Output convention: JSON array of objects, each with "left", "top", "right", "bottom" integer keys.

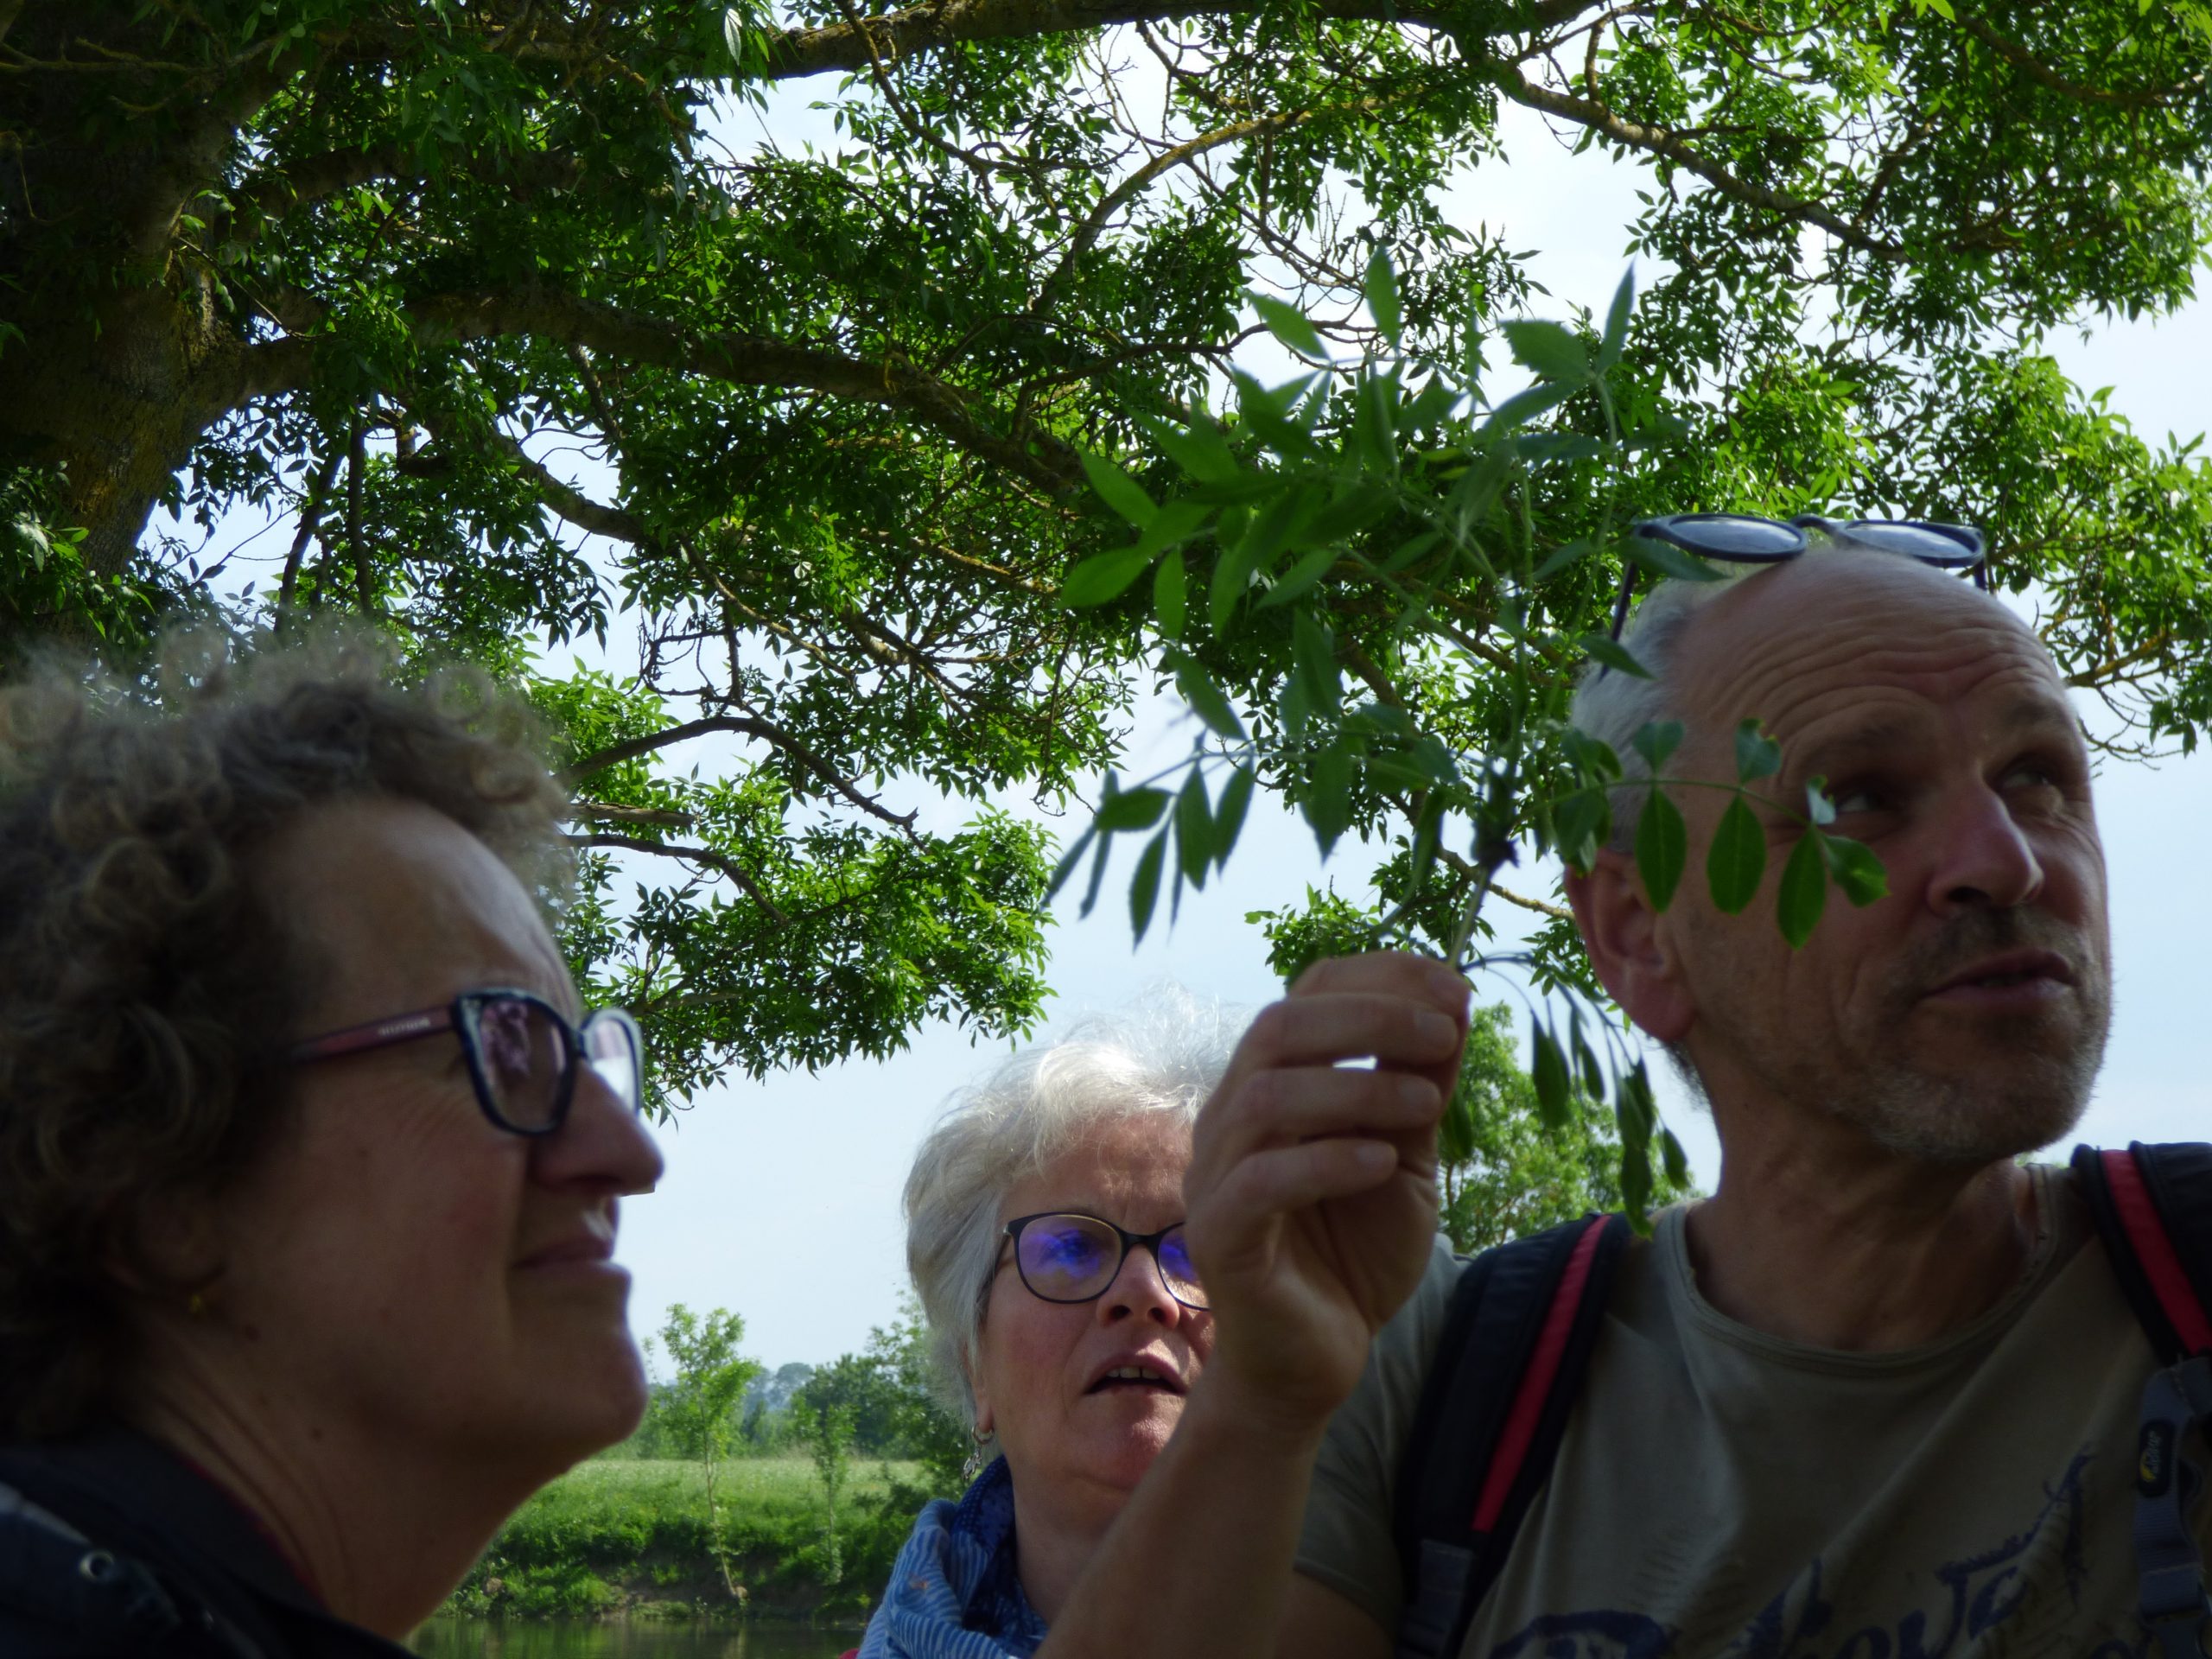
[
  {"left": 582, "top": 1012, "right": 644, "bottom": 1116},
  {"left": 1014, "top": 1214, "right": 1207, "bottom": 1309},
  {"left": 1834, "top": 520, "right": 1980, "bottom": 565},
  {"left": 471, "top": 997, "right": 571, "bottom": 1131},
  {"left": 1665, "top": 516, "right": 1803, "bottom": 556}
]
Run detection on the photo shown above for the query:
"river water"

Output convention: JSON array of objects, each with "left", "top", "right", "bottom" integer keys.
[{"left": 411, "top": 1619, "right": 857, "bottom": 1658}]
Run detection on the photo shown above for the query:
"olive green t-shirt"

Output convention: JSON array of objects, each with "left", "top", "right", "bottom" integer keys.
[{"left": 1295, "top": 1166, "right": 2201, "bottom": 1657}]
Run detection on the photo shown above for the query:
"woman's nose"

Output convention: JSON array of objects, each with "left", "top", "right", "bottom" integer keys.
[{"left": 1096, "top": 1244, "right": 1182, "bottom": 1325}]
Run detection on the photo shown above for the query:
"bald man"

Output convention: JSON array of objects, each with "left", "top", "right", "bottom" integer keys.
[{"left": 1039, "top": 544, "right": 2194, "bottom": 1659}]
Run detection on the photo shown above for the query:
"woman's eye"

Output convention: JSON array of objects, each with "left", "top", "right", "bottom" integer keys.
[{"left": 1827, "top": 785, "right": 1880, "bottom": 815}]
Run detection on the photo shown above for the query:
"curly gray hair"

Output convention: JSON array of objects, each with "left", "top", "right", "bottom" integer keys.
[
  {"left": 902, "top": 987, "right": 1240, "bottom": 1427},
  {"left": 0, "top": 626, "right": 568, "bottom": 1440}
]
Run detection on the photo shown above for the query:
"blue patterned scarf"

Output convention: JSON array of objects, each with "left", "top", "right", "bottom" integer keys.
[{"left": 858, "top": 1457, "right": 1050, "bottom": 1659}]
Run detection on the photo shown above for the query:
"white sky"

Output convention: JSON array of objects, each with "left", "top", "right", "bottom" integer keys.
[{"left": 611, "top": 89, "right": 2212, "bottom": 1372}]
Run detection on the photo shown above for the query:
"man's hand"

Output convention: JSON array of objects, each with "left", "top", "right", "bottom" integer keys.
[{"left": 1183, "top": 952, "right": 1468, "bottom": 1437}]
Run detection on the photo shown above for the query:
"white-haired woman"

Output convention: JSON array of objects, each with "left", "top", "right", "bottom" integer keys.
[{"left": 857, "top": 1000, "right": 1233, "bottom": 1659}]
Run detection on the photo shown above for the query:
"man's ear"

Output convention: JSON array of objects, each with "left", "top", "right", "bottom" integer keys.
[{"left": 1564, "top": 848, "right": 1696, "bottom": 1045}]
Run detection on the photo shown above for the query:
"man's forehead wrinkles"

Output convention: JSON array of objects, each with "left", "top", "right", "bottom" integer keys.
[{"left": 1680, "top": 613, "right": 2061, "bottom": 760}]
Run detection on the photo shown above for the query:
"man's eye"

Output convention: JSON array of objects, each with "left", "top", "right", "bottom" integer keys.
[{"left": 1827, "top": 785, "right": 1882, "bottom": 815}]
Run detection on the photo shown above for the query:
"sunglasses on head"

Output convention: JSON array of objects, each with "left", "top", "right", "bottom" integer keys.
[
  {"left": 1608, "top": 512, "right": 1987, "bottom": 644},
  {"left": 1001, "top": 1211, "right": 1208, "bottom": 1311}
]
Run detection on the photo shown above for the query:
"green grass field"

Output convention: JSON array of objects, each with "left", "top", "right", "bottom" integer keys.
[{"left": 451, "top": 1456, "right": 936, "bottom": 1622}]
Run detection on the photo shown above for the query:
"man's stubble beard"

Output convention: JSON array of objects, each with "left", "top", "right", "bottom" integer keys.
[{"left": 1707, "top": 911, "right": 2113, "bottom": 1169}]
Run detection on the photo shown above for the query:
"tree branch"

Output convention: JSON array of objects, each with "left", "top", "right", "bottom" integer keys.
[
  {"left": 569, "top": 802, "right": 696, "bottom": 830},
  {"left": 1955, "top": 13, "right": 2204, "bottom": 109},
  {"left": 1496, "top": 72, "right": 1904, "bottom": 259},
  {"left": 572, "top": 831, "right": 789, "bottom": 923},
  {"left": 760, "top": 0, "right": 1599, "bottom": 79},
  {"left": 407, "top": 289, "right": 1082, "bottom": 494},
  {"left": 563, "top": 715, "right": 920, "bottom": 830}
]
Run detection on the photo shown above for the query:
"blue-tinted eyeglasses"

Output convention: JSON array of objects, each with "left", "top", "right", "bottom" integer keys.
[{"left": 1001, "top": 1211, "right": 1207, "bottom": 1311}]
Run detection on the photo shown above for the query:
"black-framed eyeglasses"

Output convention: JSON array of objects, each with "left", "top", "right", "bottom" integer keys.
[
  {"left": 1001, "top": 1211, "right": 1208, "bottom": 1311},
  {"left": 287, "top": 988, "right": 645, "bottom": 1136},
  {"left": 1608, "top": 512, "right": 1988, "bottom": 643}
]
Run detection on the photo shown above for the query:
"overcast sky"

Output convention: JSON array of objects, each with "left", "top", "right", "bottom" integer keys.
[{"left": 597, "top": 86, "right": 2212, "bottom": 1374}]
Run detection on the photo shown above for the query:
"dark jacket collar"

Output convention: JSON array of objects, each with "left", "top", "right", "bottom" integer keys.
[{"left": 0, "top": 1426, "right": 412, "bottom": 1656}]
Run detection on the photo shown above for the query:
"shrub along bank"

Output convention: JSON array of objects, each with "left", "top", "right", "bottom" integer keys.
[{"left": 447, "top": 1457, "right": 937, "bottom": 1622}]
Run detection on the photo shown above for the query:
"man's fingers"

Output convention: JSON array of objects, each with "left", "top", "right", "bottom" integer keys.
[
  {"left": 1192, "top": 1137, "right": 1402, "bottom": 1259},
  {"left": 1288, "top": 950, "right": 1469, "bottom": 1015},
  {"left": 1230, "top": 992, "right": 1464, "bottom": 1081},
  {"left": 1203, "top": 1065, "right": 1442, "bottom": 1155}
]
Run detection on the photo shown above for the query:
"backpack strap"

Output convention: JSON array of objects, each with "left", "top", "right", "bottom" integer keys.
[
  {"left": 2073, "top": 1143, "right": 2212, "bottom": 1659},
  {"left": 1391, "top": 1214, "right": 1629, "bottom": 1659}
]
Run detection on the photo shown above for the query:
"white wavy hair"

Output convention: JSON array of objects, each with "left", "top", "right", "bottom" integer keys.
[{"left": 902, "top": 983, "right": 1242, "bottom": 1427}]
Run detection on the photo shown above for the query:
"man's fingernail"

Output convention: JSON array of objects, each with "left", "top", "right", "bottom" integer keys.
[
  {"left": 1396, "top": 1075, "right": 1437, "bottom": 1110},
  {"left": 1416, "top": 1009, "right": 1458, "bottom": 1049},
  {"left": 1355, "top": 1141, "right": 1395, "bottom": 1171}
]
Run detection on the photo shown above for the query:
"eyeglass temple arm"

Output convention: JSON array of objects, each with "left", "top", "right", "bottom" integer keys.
[
  {"left": 1608, "top": 563, "right": 1640, "bottom": 644},
  {"left": 288, "top": 1006, "right": 456, "bottom": 1064}
]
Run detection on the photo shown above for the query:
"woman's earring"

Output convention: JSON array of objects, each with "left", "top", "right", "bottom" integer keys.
[{"left": 961, "top": 1422, "right": 991, "bottom": 1484}]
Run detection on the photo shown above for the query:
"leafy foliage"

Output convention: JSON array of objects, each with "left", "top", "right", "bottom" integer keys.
[{"left": 3, "top": 0, "right": 2209, "bottom": 1105}]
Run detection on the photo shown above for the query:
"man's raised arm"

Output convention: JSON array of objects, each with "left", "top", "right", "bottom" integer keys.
[{"left": 1037, "top": 952, "right": 1468, "bottom": 1659}]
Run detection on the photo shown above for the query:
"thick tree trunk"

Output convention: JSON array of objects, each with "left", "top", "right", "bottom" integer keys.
[
  {"left": 0, "top": 6, "right": 282, "bottom": 575},
  {"left": 0, "top": 284, "right": 241, "bottom": 577}
]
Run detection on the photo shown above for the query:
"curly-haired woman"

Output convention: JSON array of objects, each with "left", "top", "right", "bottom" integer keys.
[{"left": 0, "top": 635, "right": 662, "bottom": 1656}]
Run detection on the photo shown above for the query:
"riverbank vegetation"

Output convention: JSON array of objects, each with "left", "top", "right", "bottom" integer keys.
[{"left": 449, "top": 1456, "right": 936, "bottom": 1623}]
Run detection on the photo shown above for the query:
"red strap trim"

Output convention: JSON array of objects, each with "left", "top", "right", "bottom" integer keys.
[
  {"left": 1471, "top": 1216, "right": 1608, "bottom": 1534},
  {"left": 2102, "top": 1148, "right": 2212, "bottom": 1356}
]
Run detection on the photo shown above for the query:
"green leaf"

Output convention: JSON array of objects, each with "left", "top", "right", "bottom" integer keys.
[
  {"left": 1307, "top": 742, "right": 1355, "bottom": 854},
  {"left": 1174, "top": 768, "right": 1212, "bottom": 887},
  {"left": 1580, "top": 633, "right": 1651, "bottom": 679},
  {"left": 1618, "top": 1129, "right": 1654, "bottom": 1219},
  {"left": 1571, "top": 1014, "right": 1605, "bottom": 1097},
  {"left": 1078, "top": 452, "right": 1156, "bottom": 526},
  {"left": 1251, "top": 293, "right": 1325, "bottom": 359},
  {"left": 1078, "top": 818, "right": 1115, "bottom": 918},
  {"left": 1127, "top": 499, "right": 1210, "bottom": 563},
  {"left": 1364, "top": 246, "right": 1402, "bottom": 346},
  {"left": 1292, "top": 610, "right": 1341, "bottom": 716},
  {"left": 1166, "top": 649, "right": 1245, "bottom": 740},
  {"left": 1533, "top": 537, "right": 1601, "bottom": 584},
  {"left": 1404, "top": 797, "right": 1445, "bottom": 894},
  {"left": 1624, "top": 535, "right": 1725, "bottom": 583},
  {"left": 1630, "top": 720, "right": 1682, "bottom": 773},
  {"left": 1258, "top": 542, "right": 1343, "bottom": 608},
  {"left": 1820, "top": 834, "right": 1889, "bottom": 906},
  {"left": 1062, "top": 545, "right": 1152, "bottom": 607},
  {"left": 1213, "top": 765, "right": 1255, "bottom": 870},
  {"left": 1734, "top": 719, "right": 1781, "bottom": 784},
  {"left": 1478, "top": 379, "right": 1575, "bottom": 435},
  {"left": 1128, "top": 830, "right": 1168, "bottom": 941},
  {"left": 1045, "top": 822, "right": 1096, "bottom": 900},
  {"left": 1352, "top": 372, "right": 1398, "bottom": 475},
  {"left": 1635, "top": 788, "right": 1687, "bottom": 911},
  {"left": 1154, "top": 550, "right": 1187, "bottom": 638},
  {"left": 1552, "top": 785, "right": 1609, "bottom": 872},
  {"left": 1597, "top": 267, "right": 1636, "bottom": 372},
  {"left": 1096, "top": 785, "right": 1171, "bottom": 831},
  {"left": 1136, "top": 413, "right": 1242, "bottom": 486},
  {"left": 1706, "top": 796, "right": 1767, "bottom": 913},
  {"left": 1531, "top": 1019, "right": 1571, "bottom": 1128},
  {"left": 1804, "top": 777, "right": 1836, "bottom": 826},
  {"left": 1502, "top": 319, "right": 1589, "bottom": 383},
  {"left": 1660, "top": 1127, "right": 1692, "bottom": 1190},
  {"left": 1777, "top": 830, "right": 1827, "bottom": 948}
]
